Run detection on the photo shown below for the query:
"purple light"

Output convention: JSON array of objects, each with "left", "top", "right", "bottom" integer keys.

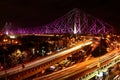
[{"left": 1, "top": 8, "right": 114, "bottom": 35}]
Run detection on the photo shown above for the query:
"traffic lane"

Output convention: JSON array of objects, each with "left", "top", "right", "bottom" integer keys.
[
  {"left": 0, "top": 40, "right": 92, "bottom": 77},
  {"left": 34, "top": 49, "right": 120, "bottom": 80}
]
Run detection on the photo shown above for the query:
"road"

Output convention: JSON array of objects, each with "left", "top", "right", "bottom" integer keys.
[
  {"left": 33, "top": 49, "right": 120, "bottom": 80},
  {"left": 0, "top": 40, "right": 93, "bottom": 77}
]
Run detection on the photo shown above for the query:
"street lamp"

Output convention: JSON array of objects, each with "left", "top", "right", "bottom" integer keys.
[{"left": 3, "top": 37, "right": 8, "bottom": 80}]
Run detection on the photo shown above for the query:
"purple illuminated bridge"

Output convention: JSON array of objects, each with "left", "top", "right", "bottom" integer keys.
[{"left": 1, "top": 8, "right": 114, "bottom": 35}]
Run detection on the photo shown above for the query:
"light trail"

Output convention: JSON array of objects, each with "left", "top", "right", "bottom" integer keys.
[
  {"left": 34, "top": 49, "right": 120, "bottom": 80},
  {"left": 0, "top": 40, "right": 92, "bottom": 77}
]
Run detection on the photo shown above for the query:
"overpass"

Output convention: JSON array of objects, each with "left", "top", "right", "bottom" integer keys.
[
  {"left": 0, "top": 34, "right": 119, "bottom": 80},
  {"left": 0, "top": 40, "right": 93, "bottom": 80},
  {"left": 33, "top": 49, "right": 120, "bottom": 80}
]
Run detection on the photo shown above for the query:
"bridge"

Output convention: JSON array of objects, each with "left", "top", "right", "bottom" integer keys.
[
  {"left": 0, "top": 8, "right": 119, "bottom": 80},
  {"left": 2, "top": 8, "right": 114, "bottom": 35}
]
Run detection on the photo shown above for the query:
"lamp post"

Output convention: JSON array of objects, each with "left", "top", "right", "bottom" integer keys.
[{"left": 3, "top": 38, "right": 8, "bottom": 80}]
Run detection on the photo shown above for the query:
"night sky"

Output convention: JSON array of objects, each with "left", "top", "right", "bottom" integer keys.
[{"left": 0, "top": 0, "right": 120, "bottom": 33}]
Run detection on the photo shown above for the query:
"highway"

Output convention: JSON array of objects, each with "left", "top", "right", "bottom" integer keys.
[
  {"left": 0, "top": 40, "right": 93, "bottom": 77},
  {"left": 33, "top": 49, "right": 120, "bottom": 80}
]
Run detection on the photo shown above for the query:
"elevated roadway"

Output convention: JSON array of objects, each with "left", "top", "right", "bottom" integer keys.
[
  {"left": 0, "top": 40, "right": 93, "bottom": 79},
  {"left": 33, "top": 49, "right": 120, "bottom": 80}
]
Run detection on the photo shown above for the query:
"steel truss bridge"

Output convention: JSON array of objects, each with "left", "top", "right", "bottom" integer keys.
[{"left": 1, "top": 8, "right": 114, "bottom": 35}]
